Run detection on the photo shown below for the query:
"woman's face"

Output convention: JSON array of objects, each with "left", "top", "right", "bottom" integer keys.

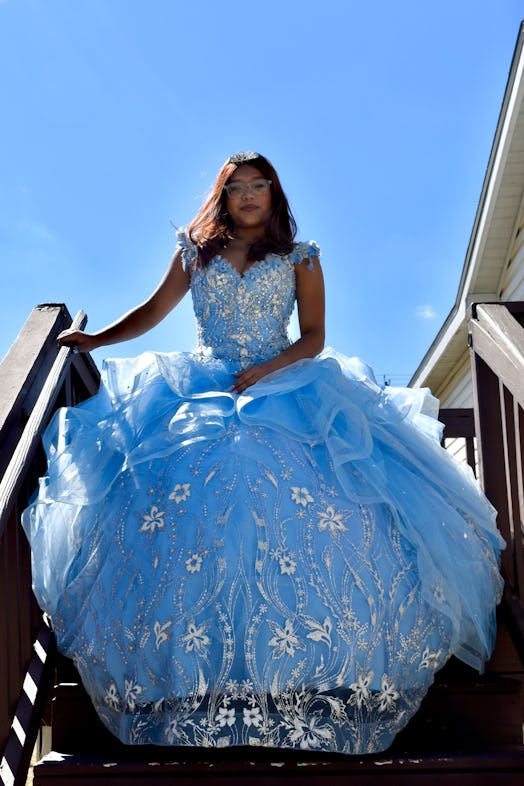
[{"left": 225, "top": 165, "right": 273, "bottom": 234}]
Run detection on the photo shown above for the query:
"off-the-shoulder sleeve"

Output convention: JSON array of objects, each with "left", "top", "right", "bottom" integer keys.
[
  {"left": 176, "top": 228, "right": 198, "bottom": 272},
  {"left": 290, "top": 240, "right": 321, "bottom": 271}
]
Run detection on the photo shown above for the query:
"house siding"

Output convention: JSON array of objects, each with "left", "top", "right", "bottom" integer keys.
[
  {"left": 500, "top": 217, "right": 524, "bottom": 299},
  {"left": 437, "top": 358, "right": 475, "bottom": 467}
]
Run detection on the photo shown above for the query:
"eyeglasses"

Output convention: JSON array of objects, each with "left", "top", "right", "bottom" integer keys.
[{"left": 223, "top": 179, "right": 272, "bottom": 199}]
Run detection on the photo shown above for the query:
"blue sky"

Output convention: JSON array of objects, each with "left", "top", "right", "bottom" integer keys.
[{"left": 1, "top": 1, "right": 523, "bottom": 386}]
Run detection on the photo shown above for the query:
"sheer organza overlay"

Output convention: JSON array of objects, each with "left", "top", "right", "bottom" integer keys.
[{"left": 23, "top": 236, "right": 504, "bottom": 753}]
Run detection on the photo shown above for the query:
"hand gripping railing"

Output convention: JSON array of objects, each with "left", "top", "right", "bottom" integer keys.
[{"left": 0, "top": 309, "right": 86, "bottom": 531}]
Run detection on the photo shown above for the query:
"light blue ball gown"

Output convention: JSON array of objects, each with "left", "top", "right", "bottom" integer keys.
[{"left": 22, "top": 233, "right": 505, "bottom": 753}]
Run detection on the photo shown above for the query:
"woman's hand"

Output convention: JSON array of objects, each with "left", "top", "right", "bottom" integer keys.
[
  {"left": 57, "top": 328, "right": 99, "bottom": 354},
  {"left": 232, "top": 360, "right": 276, "bottom": 394},
  {"left": 55, "top": 249, "right": 191, "bottom": 355}
]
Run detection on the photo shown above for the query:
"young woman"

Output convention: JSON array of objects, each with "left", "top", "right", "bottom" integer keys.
[{"left": 23, "top": 152, "right": 504, "bottom": 754}]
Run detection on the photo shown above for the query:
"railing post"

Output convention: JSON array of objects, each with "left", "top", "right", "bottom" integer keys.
[
  {"left": 438, "top": 408, "right": 476, "bottom": 474},
  {"left": 469, "top": 302, "right": 524, "bottom": 659},
  {"left": 0, "top": 306, "right": 100, "bottom": 786},
  {"left": 471, "top": 350, "right": 513, "bottom": 575}
]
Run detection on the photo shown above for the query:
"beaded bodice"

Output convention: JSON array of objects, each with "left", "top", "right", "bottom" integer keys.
[{"left": 177, "top": 232, "right": 319, "bottom": 368}]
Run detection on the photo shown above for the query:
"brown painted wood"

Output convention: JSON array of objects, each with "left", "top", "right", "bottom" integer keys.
[
  {"left": 503, "top": 395, "right": 524, "bottom": 609},
  {"left": 439, "top": 408, "right": 476, "bottom": 472},
  {"left": 0, "top": 305, "right": 100, "bottom": 482},
  {"left": 31, "top": 747, "right": 524, "bottom": 785},
  {"left": 471, "top": 354, "right": 511, "bottom": 571},
  {"left": 512, "top": 400, "right": 524, "bottom": 603},
  {"left": 0, "top": 513, "right": 15, "bottom": 752},
  {"left": 0, "top": 305, "right": 72, "bottom": 479},
  {"left": 469, "top": 303, "right": 524, "bottom": 628},
  {"left": 503, "top": 586, "right": 524, "bottom": 665},
  {"left": 0, "top": 306, "right": 101, "bottom": 786},
  {"left": 47, "top": 651, "right": 523, "bottom": 763},
  {"left": 0, "top": 311, "right": 88, "bottom": 532},
  {"left": 468, "top": 301, "right": 524, "bottom": 681},
  {"left": 69, "top": 355, "right": 100, "bottom": 403},
  {"left": 1, "top": 622, "right": 55, "bottom": 786},
  {"left": 438, "top": 408, "right": 475, "bottom": 438},
  {"left": 470, "top": 304, "right": 524, "bottom": 409}
]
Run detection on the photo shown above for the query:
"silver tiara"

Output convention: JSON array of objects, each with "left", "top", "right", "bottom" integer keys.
[{"left": 227, "top": 151, "right": 261, "bottom": 165}]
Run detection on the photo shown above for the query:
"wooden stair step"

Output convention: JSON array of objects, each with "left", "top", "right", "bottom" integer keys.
[
  {"left": 48, "top": 667, "right": 524, "bottom": 755},
  {"left": 40, "top": 647, "right": 523, "bottom": 784},
  {"left": 32, "top": 746, "right": 524, "bottom": 785}
]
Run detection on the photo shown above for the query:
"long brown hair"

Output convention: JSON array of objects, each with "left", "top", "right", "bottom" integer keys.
[{"left": 187, "top": 152, "right": 297, "bottom": 267}]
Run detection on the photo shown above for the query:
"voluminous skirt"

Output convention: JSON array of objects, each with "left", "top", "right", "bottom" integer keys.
[{"left": 22, "top": 348, "right": 504, "bottom": 754}]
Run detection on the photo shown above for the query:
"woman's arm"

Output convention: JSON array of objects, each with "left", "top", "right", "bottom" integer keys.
[
  {"left": 232, "top": 256, "right": 325, "bottom": 393},
  {"left": 58, "top": 249, "right": 191, "bottom": 353}
]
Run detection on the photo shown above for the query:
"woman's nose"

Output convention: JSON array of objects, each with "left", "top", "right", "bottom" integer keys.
[{"left": 241, "top": 184, "right": 256, "bottom": 199}]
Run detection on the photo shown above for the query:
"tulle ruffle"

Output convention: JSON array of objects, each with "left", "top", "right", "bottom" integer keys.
[{"left": 24, "top": 347, "right": 504, "bottom": 674}]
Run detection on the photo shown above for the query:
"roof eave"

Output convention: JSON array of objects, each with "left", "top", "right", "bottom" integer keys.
[{"left": 410, "top": 21, "right": 524, "bottom": 390}]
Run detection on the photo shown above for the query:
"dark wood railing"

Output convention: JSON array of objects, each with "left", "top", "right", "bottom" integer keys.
[
  {"left": 438, "top": 407, "right": 476, "bottom": 473},
  {"left": 468, "top": 302, "right": 524, "bottom": 661},
  {"left": 0, "top": 305, "right": 100, "bottom": 786}
]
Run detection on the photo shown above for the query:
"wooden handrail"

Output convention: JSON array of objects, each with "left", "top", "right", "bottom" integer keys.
[
  {"left": 469, "top": 302, "right": 524, "bottom": 655},
  {"left": 0, "top": 305, "right": 100, "bottom": 786},
  {"left": 470, "top": 303, "right": 524, "bottom": 409},
  {"left": 438, "top": 408, "right": 476, "bottom": 473},
  {"left": 0, "top": 310, "right": 86, "bottom": 535}
]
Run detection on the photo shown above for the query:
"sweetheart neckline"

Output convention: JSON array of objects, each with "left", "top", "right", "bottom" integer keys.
[{"left": 213, "top": 254, "right": 274, "bottom": 279}]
